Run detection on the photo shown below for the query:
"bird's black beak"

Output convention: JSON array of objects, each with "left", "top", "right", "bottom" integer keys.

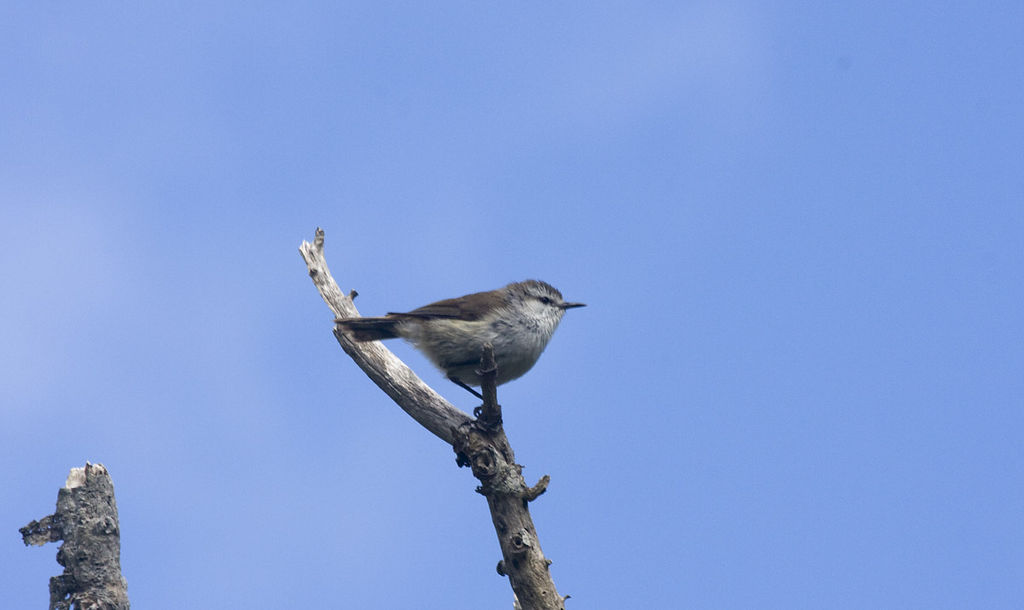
[{"left": 561, "top": 302, "right": 586, "bottom": 309}]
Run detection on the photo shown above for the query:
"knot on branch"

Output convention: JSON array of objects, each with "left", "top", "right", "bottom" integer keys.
[
  {"left": 509, "top": 528, "right": 535, "bottom": 556},
  {"left": 453, "top": 422, "right": 524, "bottom": 495},
  {"left": 472, "top": 446, "right": 499, "bottom": 478}
]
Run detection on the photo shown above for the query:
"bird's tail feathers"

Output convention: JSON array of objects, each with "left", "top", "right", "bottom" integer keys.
[{"left": 334, "top": 317, "right": 401, "bottom": 341}]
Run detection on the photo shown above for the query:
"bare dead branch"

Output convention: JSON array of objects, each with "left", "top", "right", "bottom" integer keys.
[
  {"left": 475, "top": 342, "right": 502, "bottom": 428},
  {"left": 299, "top": 228, "right": 471, "bottom": 443},
  {"left": 451, "top": 345, "right": 564, "bottom": 609},
  {"left": 299, "top": 228, "right": 566, "bottom": 609},
  {"left": 21, "top": 463, "right": 129, "bottom": 610}
]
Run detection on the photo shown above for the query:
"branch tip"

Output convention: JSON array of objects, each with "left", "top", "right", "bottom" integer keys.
[
  {"left": 524, "top": 475, "right": 550, "bottom": 502},
  {"left": 477, "top": 343, "right": 501, "bottom": 427}
]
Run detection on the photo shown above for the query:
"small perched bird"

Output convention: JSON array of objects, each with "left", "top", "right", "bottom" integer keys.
[{"left": 335, "top": 280, "right": 585, "bottom": 397}]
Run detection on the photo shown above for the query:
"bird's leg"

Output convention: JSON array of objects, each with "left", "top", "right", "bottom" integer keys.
[{"left": 448, "top": 376, "right": 484, "bottom": 400}]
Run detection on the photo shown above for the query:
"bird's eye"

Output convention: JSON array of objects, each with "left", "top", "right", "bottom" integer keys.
[{"left": 539, "top": 296, "right": 552, "bottom": 305}]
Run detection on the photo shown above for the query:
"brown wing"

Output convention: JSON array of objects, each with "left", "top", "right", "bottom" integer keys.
[{"left": 388, "top": 288, "right": 506, "bottom": 321}]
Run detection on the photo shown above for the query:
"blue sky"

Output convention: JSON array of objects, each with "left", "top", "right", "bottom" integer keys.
[{"left": 2, "top": 3, "right": 1022, "bottom": 608}]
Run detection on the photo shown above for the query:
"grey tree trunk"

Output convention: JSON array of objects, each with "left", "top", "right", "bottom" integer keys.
[{"left": 21, "top": 463, "right": 130, "bottom": 610}]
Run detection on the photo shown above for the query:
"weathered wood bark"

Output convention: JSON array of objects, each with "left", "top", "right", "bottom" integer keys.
[
  {"left": 452, "top": 344, "right": 563, "bottom": 610},
  {"left": 21, "top": 463, "right": 130, "bottom": 610},
  {"left": 299, "top": 228, "right": 566, "bottom": 609},
  {"left": 299, "top": 229, "right": 471, "bottom": 442}
]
